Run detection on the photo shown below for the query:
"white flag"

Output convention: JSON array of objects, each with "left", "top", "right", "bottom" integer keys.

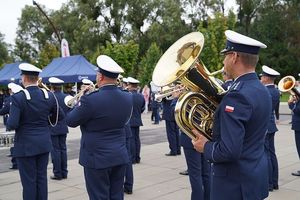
[{"left": 61, "top": 38, "right": 70, "bottom": 57}]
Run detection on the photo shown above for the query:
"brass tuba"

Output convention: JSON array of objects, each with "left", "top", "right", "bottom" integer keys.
[
  {"left": 278, "top": 76, "right": 300, "bottom": 98},
  {"left": 152, "top": 32, "right": 225, "bottom": 140}
]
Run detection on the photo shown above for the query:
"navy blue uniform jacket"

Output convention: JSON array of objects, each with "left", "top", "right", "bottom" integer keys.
[
  {"left": 0, "top": 96, "right": 11, "bottom": 115},
  {"left": 129, "top": 90, "right": 145, "bottom": 127},
  {"left": 289, "top": 100, "right": 300, "bottom": 131},
  {"left": 266, "top": 85, "right": 280, "bottom": 133},
  {"left": 66, "top": 85, "right": 133, "bottom": 169},
  {"left": 7, "top": 86, "right": 63, "bottom": 157},
  {"left": 50, "top": 91, "right": 70, "bottom": 135},
  {"left": 203, "top": 73, "right": 271, "bottom": 200}
]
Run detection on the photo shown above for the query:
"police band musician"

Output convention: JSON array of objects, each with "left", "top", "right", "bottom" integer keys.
[
  {"left": 66, "top": 55, "right": 133, "bottom": 200},
  {"left": 6, "top": 63, "right": 64, "bottom": 200},
  {"left": 260, "top": 65, "right": 281, "bottom": 191},
  {"left": 192, "top": 30, "right": 271, "bottom": 200},
  {"left": 0, "top": 83, "right": 23, "bottom": 170},
  {"left": 48, "top": 77, "right": 70, "bottom": 180}
]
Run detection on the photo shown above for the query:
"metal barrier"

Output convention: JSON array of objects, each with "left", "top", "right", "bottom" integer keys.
[{"left": 0, "top": 131, "right": 15, "bottom": 148}]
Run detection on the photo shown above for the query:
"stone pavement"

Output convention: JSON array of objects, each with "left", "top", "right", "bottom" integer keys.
[{"left": 1, "top": 103, "right": 300, "bottom": 199}]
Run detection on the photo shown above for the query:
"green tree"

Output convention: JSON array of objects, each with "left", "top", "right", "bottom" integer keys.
[
  {"left": 93, "top": 41, "right": 139, "bottom": 77},
  {"left": 38, "top": 42, "right": 60, "bottom": 68},
  {"left": 14, "top": 5, "right": 59, "bottom": 62},
  {"left": 199, "top": 12, "right": 236, "bottom": 72},
  {"left": 0, "top": 33, "right": 10, "bottom": 67},
  {"left": 236, "top": 0, "right": 262, "bottom": 34},
  {"left": 139, "top": 43, "right": 162, "bottom": 85},
  {"left": 251, "top": 0, "right": 300, "bottom": 78}
]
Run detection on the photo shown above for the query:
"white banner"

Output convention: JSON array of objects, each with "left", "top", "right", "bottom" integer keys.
[{"left": 61, "top": 38, "right": 70, "bottom": 57}]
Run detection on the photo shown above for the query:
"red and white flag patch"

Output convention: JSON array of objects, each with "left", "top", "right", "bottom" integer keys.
[{"left": 225, "top": 105, "right": 234, "bottom": 113}]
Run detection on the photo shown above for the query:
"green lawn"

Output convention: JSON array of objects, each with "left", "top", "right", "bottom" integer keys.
[{"left": 280, "top": 93, "right": 290, "bottom": 102}]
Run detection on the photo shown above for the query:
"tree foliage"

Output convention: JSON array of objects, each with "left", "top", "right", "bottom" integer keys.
[
  {"left": 139, "top": 43, "right": 162, "bottom": 86},
  {"left": 95, "top": 41, "right": 139, "bottom": 77},
  {"left": 2, "top": 0, "right": 299, "bottom": 84}
]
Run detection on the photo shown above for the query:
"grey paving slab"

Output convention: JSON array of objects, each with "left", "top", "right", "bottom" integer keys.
[{"left": 1, "top": 104, "right": 300, "bottom": 199}]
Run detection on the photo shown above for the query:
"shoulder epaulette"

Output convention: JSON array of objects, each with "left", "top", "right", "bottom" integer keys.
[
  {"left": 22, "top": 89, "right": 31, "bottom": 100},
  {"left": 230, "top": 81, "right": 243, "bottom": 92}
]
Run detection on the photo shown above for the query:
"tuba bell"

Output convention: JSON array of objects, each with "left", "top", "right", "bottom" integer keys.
[
  {"left": 278, "top": 75, "right": 300, "bottom": 98},
  {"left": 152, "top": 32, "right": 225, "bottom": 140}
]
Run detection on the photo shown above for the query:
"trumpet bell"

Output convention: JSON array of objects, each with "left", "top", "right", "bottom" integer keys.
[
  {"left": 152, "top": 32, "right": 204, "bottom": 87},
  {"left": 278, "top": 76, "right": 296, "bottom": 92},
  {"left": 64, "top": 95, "right": 74, "bottom": 108},
  {"left": 278, "top": 75, "right": 300, "bottom": 98}
]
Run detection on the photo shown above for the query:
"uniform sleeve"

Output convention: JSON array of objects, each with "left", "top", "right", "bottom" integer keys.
[
  {"left": 66, "top": 95, "right": 92, "bottom": 127},
  {"left": 204, "top": 92, "right": 252, "bottom": 163},
  {"left": 6, "top": 95, "right": 21, "bottom": 130},
  {"left": 0, "top": 98, "right": 10, "bottom": 115},
  {"left": 293, "top": 101, "right": 300, "bottom": 114}
]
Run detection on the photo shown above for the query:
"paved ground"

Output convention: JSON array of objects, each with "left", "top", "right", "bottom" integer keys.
[{"left": 1, "top": 103, "right": 300, "bottom": 200}]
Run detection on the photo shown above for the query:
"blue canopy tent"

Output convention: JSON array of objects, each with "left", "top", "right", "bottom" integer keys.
[
  {"left": 0, "top": 62, "right": 24, "bottom": 85},
  {"left": 40, "top": 55, "right": 97, "bottom": 83}
]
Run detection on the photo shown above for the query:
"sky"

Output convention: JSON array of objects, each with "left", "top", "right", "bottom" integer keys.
[
  {"left": 0, "top": 0, "right": 68, "bottom": 46},
  {"left": 0, "top": 0, "right": 238, "bottom": 46}
]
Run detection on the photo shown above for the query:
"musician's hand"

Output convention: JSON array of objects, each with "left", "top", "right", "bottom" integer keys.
[
  {"left": 172, "top": 84, "right": 184, "bottom": 98},
  {"left": 191, "top": 129, "right": 208, "bottom": 153}
]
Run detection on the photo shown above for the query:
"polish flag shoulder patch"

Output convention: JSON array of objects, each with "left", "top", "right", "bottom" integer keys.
[{"left": 225, "top": 105, "right": 234, "bottom": 113}]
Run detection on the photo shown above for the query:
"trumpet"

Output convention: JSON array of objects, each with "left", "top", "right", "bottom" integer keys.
[
  {"left": 278, "top": 75, "right": 300, "bottom": 98},
  {"left": 154, "top": 86, "right": 186, "bottom": 102},
  {"left": 64, "top": 83, "right": 96, "bottom": 108}
]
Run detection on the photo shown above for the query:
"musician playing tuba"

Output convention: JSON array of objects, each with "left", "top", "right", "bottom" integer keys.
[{"left": 191, "top": 30, "right": 271, "bottom": 200}]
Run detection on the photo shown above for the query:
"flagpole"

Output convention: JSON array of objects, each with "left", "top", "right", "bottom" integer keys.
[{"left": 32, "top": 0, "right": 62, "bottom": 44}]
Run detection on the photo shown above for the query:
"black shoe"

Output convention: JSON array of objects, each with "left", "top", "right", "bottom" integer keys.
[
  {"left": 273, "top": 185, "right": 279, "bottom": 190},
  {"left": 177, "top": 152, "right": 181, "bottom": 155},
  {"left": 291, "top": 171, "right": 300, "bottom": 176},
  {"left": 136, "top": 160, "right": 140, "bottom": 164},
  {"left": 179, "top": 170, "right": 188, "bottom": 175},
  {"left": 62, "top": 176, "right": 67, "bottom": 179},
  {"left": 124, "top": 188, "right": 132, "bottom": 194},
  {"left": 50, "top": 175, "right": 62, "bottom": 180},
  {"left": 165, "top": 152, "right": 176, "bottom": 156},
  {"left": 269, "top": 186, "right": 273, "bottom": 192},
  {"left": 9, "top": 166, "right": 18, "bottom": 170}
]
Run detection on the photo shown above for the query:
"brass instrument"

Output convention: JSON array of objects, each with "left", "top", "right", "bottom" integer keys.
[
  {"left": 278, "top": 76, "right": 300, "bottom": 98},
  {"left": 154, "top": 86, "right": 185, "bottom": 102},
  {"left": 38, "top": 78, "right": 50, "bottom": 91},
  {"left": 152, "top": 32, "right": 225, "bottom": 140},
  {"left": 64, "top": 83, "right": 96, "bottom": 108}
]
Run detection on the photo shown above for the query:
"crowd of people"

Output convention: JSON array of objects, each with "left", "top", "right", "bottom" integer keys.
[{"left": 0, "top": 29, "right": 299, "bottom": 200}]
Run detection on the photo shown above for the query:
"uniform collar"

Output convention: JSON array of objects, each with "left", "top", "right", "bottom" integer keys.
[
  {"left": 265, "top": 84, "right": 275, "bottom": 88},
  {"left": 99, "top": 84, "right": 117, "bottom": 90},
  {"left": 233, "top": 72, "right": 258, "bottom": 83}
]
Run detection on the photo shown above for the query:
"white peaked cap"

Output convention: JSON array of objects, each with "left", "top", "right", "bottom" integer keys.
[
  {"left": 225, "top": 30, "right": 267, "bottom": 48},
  {"left": 221, "top": 30, "right": 267, "bottom": 55},
  {"left": 262, "top": 65, "right": 280, "bottom": 76},
  {"left": 8, "top": 83, "right": 23, "bottom": 93},
  {"left": 127, "top": 77, "right": 140, "bottom": 84},
  {"left": 96, "top": 55, "right": 124, "bottom": 78},
  {"left": 82, "top": 78, "right": 93, "bottom": 85},
  {"left": 122, "top": 77, "right": 128, "bottom": 83},
  {"left": 19, "top": 63, "right": 42, "bottom": 74},
  {"left": 49, "top": 77, "right": 64, "bottom": 84}
]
